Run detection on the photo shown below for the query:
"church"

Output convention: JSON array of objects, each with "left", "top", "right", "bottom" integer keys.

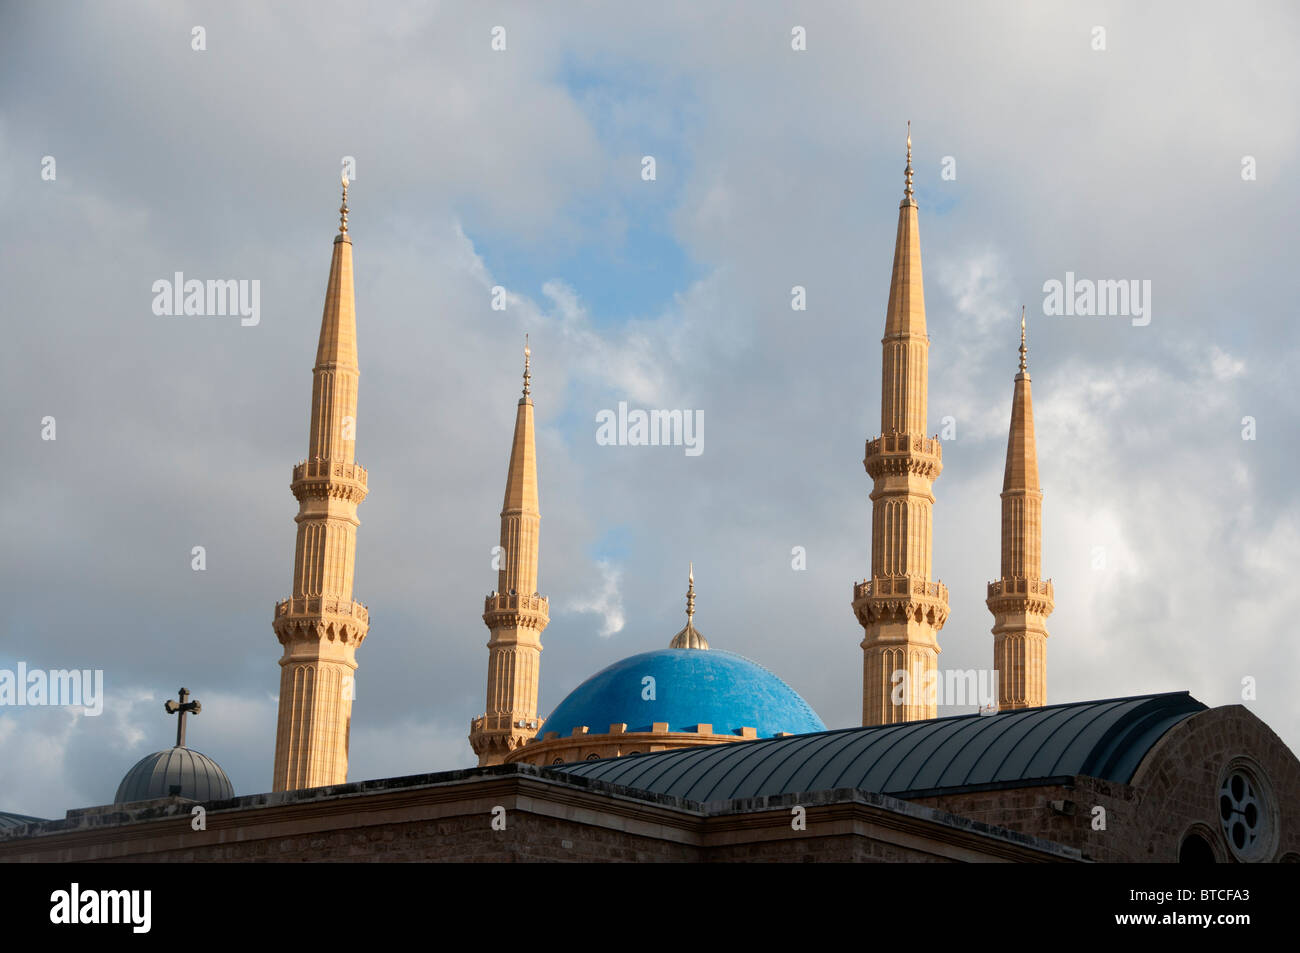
[{"left": 2, "top": 137, "right": 1297, "bottom": 863}]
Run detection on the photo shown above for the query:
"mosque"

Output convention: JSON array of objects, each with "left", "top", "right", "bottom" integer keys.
[{"left": 2, "top": 138, "right": 1297, "bottom": 863}]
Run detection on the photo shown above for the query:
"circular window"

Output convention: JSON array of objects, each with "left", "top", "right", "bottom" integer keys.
[{"left": 1218, "top": 765, "right": 1272, "bottom": 861}]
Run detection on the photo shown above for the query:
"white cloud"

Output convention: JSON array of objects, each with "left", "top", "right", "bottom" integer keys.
[
  {"left": 2, "top": 1, "right": 1298, "bottom": 817},
  {"left": 1210, "top": 345, "right": 1246, "bottom": 382},
  {"left": 568, "top": 560, "right": 626, "bottom": 637}
]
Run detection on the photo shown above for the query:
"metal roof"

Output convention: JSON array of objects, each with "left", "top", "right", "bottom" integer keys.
[
  {"left": 114, "top": 746, "right": 234, "bottom": 804},
  {"left": 0, "top": 811, "right": 48, "bottom": 831},
  {"left": 551, "top": 692, "right": 1205, "bottom": 802}
]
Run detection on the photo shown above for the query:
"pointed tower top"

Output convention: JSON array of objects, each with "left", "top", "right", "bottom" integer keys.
[
  {"left": 903, "top": 120, "right": 915, "bottom": 206},
  {"left": 522, "top": 333, "right": 531, "bottom": 399},
  {"left": 670, "top": 562, "right": 709, "bottom": 650},
  {"left": 1003, "top": 311, "right": 1040, "bottom": 494},
  {"left": 339, "top": 171, "right": 350, "bottom": 236},
  {"left": 1019, "top": 306, "right": 1028, "bottom": 374},
  {"left": 686, "top": 561, "right": 695, "bottom": 621},
  {"left": 882, "top": 121, "right": 926, "bottom": 345}
]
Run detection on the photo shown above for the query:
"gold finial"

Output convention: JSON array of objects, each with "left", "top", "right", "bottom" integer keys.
[
  {"left": 686, "top": 562, "right": 695, "bottom": 623},
  {"left": 670, "top": 561, "right": 709, "bottom": 649},
  {"left": 522, "top": 333, "right": 531, "bottom": 397},
  {"left": 339, "top": 171, "right": 349, "bottom": 235},
  {"left": 904, "top": 120, "right": 914, "bottom": 201},
  {"left": 1019, "top": 306, "right": 1027, "bottom": 373}
]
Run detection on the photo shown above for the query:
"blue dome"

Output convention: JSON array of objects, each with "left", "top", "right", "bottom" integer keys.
[{"left": 539, "top": 648, "right": 824, "bottom": 741}]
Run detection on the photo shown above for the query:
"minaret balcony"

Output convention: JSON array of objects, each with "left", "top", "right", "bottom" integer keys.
[
  {"left": 471, "top": 712, "right": 541, "bottom": 735},
  {"left": 483, "top": 591, "right": 550, "bottom": 629},
  {"left": 986, "top": 577, "right": 1055, "bottom": 615},
  {"left": 987, "top": 577, "right": 1053, "bottom": 599},
  {"left": 274, "top": 596, "right": 369, "bottom": 625},
  {"left": 864, "top": 433, "right": 943, "bottom": 480},
  {"left": 291, "top": 459, "right": 368, "bottom": 503},
  {"left": 273, "top": 596, "right": 370, "bottom": 647},
  {"left": 293, "top": 459, "right": 368, "bottom": 483},
  {"left": 853, "top": 576, "right": 949, "bottom": 629}
]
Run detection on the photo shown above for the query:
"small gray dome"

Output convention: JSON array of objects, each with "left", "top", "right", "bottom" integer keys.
[{"left": 114, "top": 747, "right": 234, "bottom": 804}]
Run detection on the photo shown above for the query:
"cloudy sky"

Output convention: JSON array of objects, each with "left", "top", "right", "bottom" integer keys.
[{"left": 2, "top": 1, "right": 1297, "bottom": 818}]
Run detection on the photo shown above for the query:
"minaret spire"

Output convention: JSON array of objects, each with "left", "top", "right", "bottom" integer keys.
[
  {"left": 686, "top": 562, "right": 695, "bottom": 624},
  {"left": 1019, "top": 306, "right": 1028, "bottom": 373},
  {"left": 271, "top": 178, "right": 370, "bottom": 791},
  {"left": 522, "top": 333, "right": 531, "bottom": 397},
  {"left": 339, "top": 171, "right": 349, "bottom": 235},
  {"left": 853, "top": 125, "right": 948, "bottom": 725},
  {"left": 471, "top": 343, "right": 550, "bottom": 765},
  {"left": 988, "top": 308, "right": 1054, "bottom": 710},
  {"left": 903, "top": 120, "right": 914, "bottom": 203}
]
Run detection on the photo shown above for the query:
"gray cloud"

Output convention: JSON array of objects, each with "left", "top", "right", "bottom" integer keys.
[{"left": 2, "top": 0, "right": 1297, "bottom": 817}]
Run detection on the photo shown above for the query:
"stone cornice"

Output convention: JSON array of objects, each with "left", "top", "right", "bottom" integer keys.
[
  {"left": 482, "top": 591, "right": 549, "bottom": 631},
  {"left": 273, "top": 597, "right": 369, "bottom": 647},
  {"left": 290, "top": 459, "right": 369, "bottom": 505},
  {"left": 0, "top": 765, "right": 1081, "bottom": 862},
  {"left": 853, "top": 577, "right": 950, "bottom": 629},
  {"left": 986, "top": 577, "right": 1055, "bottom": 617}
]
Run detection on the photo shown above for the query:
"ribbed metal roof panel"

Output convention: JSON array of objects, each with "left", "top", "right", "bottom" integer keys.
[
  {"left": 553, "top": 692, "right": 1204, "bottom": 802},
  {"left": 113, "top": 746, "right": 234, "bottom": 804}
]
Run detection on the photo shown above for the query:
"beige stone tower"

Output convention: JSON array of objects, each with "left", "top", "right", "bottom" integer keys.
[
  {"left": 987, "top": 311, "right": 1054, "bottom": 710},
  {"left": 271, "top": 174, "right": 370, "bottom": 791},
  {"left": 852, "top": 126, "right": 949, "bottom": 726},
  {"left": 470, "top": 339, "right": 550, "bottom": 766}
]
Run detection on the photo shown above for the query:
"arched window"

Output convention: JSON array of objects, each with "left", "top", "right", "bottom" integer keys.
[
  {"left": 1178, "top": 832, "right": 1216, "bottom": 863},
  {"left": 585, "top": 753, "right": 600, "bottom": 761}
]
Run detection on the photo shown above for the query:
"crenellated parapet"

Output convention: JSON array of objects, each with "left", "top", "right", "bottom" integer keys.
[
  {"left": 853, "top": 577, "right": 950, "bottom": 630},
  {"left": 273, "top": 597, "right": 370, "bottom": 647},
  {"left": 864, "top": 434, "right": 943, "bottom": 481},
  {"left": 482, "top": 591, "right": 550, "bottom": 631},
  {"left": 986, "top": 577, "right": 1055, "bottom": 617},
  {"left": 290, "top": 459, "right": 369, "bottom": 504}
]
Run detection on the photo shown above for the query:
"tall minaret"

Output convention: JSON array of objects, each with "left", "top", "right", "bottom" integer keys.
[
  {"left": 987, "top": 310, "right": 1054, "bottom": 710},
  {"left": 470, "top": 338, "right": 550, "bottom": 766},
  {"left": 852, "top": 124, "right": 949, "bottom": 726},
  {"left": 271, "top": 173, "right": 370, "bottom": 791}
]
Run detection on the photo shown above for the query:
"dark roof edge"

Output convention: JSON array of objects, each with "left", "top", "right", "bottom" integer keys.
[
  {"left": 889, "top": 774, "right": 1086, "bottom": 801},
  {"left": 0, "top": 761, "right": 1076, "bottom": 859}
]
